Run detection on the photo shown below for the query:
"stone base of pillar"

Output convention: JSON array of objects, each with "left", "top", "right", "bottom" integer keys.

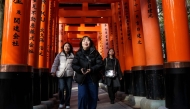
[
  {"left": 0, "top": 72, "right": 32, "bottom": 109},
  {"left": 165, "top": 62, "right": 190, "bottom": 109},
  {"left": 33, "top": 69, "right": 41, "bottom": 106},
  {"left": 132, "top": 66, "right": 146, "bottom": 96},
  {"left": 123, "top": 95, "right": 145, "bottom": 109},
  {"left": 53, "top": 93, "right": 59, "bottom": 100},
  {"left": 140, "top": 98, "right": 167, "bottom": 109},
  {"left": 33, "top": 104, "right": 47, "bottom": 109},
  {"left": 40, "top": 68, "right": 49, "bottom": 101},
  {"left": 124, "top": 71, "right": 132, "bottom": 94},
  {"left": 41, "top": 100, "right": 54, "bottom": 109}
]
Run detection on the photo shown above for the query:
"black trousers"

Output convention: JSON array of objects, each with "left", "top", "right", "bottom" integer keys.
[{"left": 107, "top": 81, "right": 119, "bottom": 101}]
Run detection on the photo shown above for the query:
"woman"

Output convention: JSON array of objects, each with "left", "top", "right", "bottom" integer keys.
[
  {"left": 72, "top": 36, "right": 103, "bottom": 109},
  {"left": 103, "top": 48, "right": 122, "bottom": 104},
  {"left": 51, "top": 42, "right": 74, "bottom": 109}
]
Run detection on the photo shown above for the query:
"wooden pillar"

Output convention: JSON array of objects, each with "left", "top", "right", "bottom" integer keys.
[
  {"left": 97, "top": 24, "right": 103, "bottom": 56},
  {"left": 47, "top": 0, "right": 53, "bottom": 69},
  {"left": 129, "top": 0, "right": 146, "bottom": 96},
  {"left": 54, "top": 0, "right": 59, "bottom": 55},
  {"left": 140, "top": 0, "right": 164, "bottom": 100},
  {"left": 58, "top": 23, "right": 64, "bottom": 53},
  {"left": 63, "top": 31, "right": 68, "bottom": 44},
  {"left": 163, "top": 0, "right": 190, "bottom": 108},
  {"left": 108, "top": 17, "right": 114, "bottom": 48},
  {"left": 121, "top": 0, "right": 134, "bottom": 94},
  {"left": 99, "top": 23, "right": 109, "bottom": 59},
  {"left": 115, "top": 2, "right": 126, "bottom": 73},
  {"left": 47, "top": 0, "right": 55, "bottom": 98},
  {"left": 114, "top": 2, "right": 125, "bottom": 92},
  {"left": 39, "top": 0, "right": 49, "bottom": 101},
  {"left": 111, "top": 3, "right": 119, "bottom": 59},
  {"left": 28, "top": 0, "right": 42, "bottom": 105},
  {"left": 0, "top": 1, "right": 32, "bottom": 108},
  {"left": 51, "top": 0, "right": 55, "bottom": 66},
  {"left": 52, "top": 0, "right": 59, "bottom": 94}
]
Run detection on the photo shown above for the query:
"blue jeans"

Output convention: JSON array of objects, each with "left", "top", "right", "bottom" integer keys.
[
  {"left": 58, "top": 77, "right": 73, "bottom": 106},
  {"left": 78, "top": 75, "right": 98, "bottom": 109}
]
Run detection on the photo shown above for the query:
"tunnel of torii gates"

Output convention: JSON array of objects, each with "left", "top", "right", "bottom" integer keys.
[{"left": 0, "top": 0, "right": 189, "bottom": 109}]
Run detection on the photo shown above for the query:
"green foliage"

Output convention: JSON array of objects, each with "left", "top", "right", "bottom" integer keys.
[{"left": 157, "top": 0, "right": 167, "bottom": 62}]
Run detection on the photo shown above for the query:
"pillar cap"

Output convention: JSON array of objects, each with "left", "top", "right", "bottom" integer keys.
[
  {"left": 38, "top": 68, "right": 49, "bottom": 73},
  {"left": 132, "top": 66, "right": 146, "bottom": 71},
  {"left": 145, "top": 65, "right": 163, "bottom": 70},
  {"left": 164, "top": 61, "right": 190, "bottom": 68},
  {"left": 0, "top": 64, "right": 28, "bottom": 72}
]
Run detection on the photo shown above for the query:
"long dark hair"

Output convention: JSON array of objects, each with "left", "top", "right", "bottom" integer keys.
[
  {"left": 61, "top": 42, "right": 73, "bottom": 56},
  {"left": 107, "top": 48, "right": 115, "bottom": 58},
  {"left": 79, "top": 36, "right": 94, "bottom": 50}
]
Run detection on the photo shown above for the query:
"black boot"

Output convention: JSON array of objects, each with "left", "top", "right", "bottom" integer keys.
[{"left": 110, "top": 100, "right": 114, "bottom": 104}]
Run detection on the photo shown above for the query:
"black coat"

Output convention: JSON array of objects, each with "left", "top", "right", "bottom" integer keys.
[
  {"left": 72, "top": 46, "right": 103, "bottom": 85},
  {"left": 103, "top": 57, "right": 122, "bottom": 87}
]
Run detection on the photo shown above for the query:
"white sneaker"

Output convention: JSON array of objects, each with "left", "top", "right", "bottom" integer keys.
[
  {"left": 66, "top": 106, "right": 70, "bottom": 109},
  {"left": 59, "top": 104, "right": 63, "bottom": 108}
]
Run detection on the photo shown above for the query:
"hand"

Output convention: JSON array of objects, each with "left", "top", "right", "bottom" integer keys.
[
  {"left": 81, "top": 68, "right": 91, "bottom": 74},
  {"left": 81, "top": 68, "right": 86, "bottom": 74},
  {"left": 120, "top": 77, "right": 122, "bottom": 80},
  {"left": 85, "top": 69, "right": 91, "bottom": 74}
]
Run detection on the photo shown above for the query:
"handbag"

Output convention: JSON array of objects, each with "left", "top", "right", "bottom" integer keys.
[{"left": 105, "top": 58, "right": 117, "bottom": 78}]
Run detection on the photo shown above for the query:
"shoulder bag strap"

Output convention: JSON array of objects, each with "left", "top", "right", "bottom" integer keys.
[{"left": 85, "top": 55, "right": 91, "bottom": 68}]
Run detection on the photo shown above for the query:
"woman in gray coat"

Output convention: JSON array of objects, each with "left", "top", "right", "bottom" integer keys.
[
  {"left": 51, "top": 42, "right": 74, "bottom": 109},
  {"left": 103, "top": 48, "right": 122, "bottom": 104}
]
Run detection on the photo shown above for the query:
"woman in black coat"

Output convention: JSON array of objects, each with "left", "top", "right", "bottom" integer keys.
[
  {"left": 103, "top": 48, "right": 122, "bottom": 104},
  {"left": 72, "top": 36, "right": 103, "bottom": 109}
]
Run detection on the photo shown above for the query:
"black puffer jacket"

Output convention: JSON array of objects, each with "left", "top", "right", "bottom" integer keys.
[{"left": 72, "top": 46, "right": 103, "bottom": 84}]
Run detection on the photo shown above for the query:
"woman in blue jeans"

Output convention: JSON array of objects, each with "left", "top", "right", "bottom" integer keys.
[
  {"left": 51, "top": 42, "right": 74, "bottom": 109},
  {"left": 72, "top": 36, "right": 103, "bottom": 109}
]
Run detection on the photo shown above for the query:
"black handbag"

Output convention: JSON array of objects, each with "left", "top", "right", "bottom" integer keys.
[{"left": 74, "top": 73, "right": 86, "bottom": 84}]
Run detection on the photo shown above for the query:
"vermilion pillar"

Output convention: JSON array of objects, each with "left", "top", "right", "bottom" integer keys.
[
  {"left": 129, "top": 0, "right": 146, "bottom": 96},
  {"left": 108, "top": 17, "right": 114, "bottom": 48},
  {"left": 39, "top": 0, "right": 49, "bottom": 101},
  {"left": 121, "top": 0, "right": 134, "bottom": 94},
  {"left": 111, "top": 3, "right": 119, "bottom": 59},
  {"left": 47, "top": 0, "right": 54, "bottom": 69},
  {"left": 97, "top": 24, "right": 103, "bottom": 57},
  {"left": 115, "top": 2, "right": 125, "bottom": 73},
  {"left": 0, "top": 0, "right": 32, "bottom": 108},
  {"left": 54, "top": 0, "right": 59, "bottom": 55},
  {"left": 28, "top": 0, "right": 42, "bottom": 106},
  {"left": 58, "top": 23, "right": 64, "bottom": 53},
  {"left": 115, "top": 2, "right": 126, "bottom": 92},
  {"left": 163, "top": 0, "right": 190, "bottom": 108},
  {"left": 39, "top": 0, "right": 48, "bottom": 69},
  {"left": 51, "top": 0, "right": 56, "bottom": 67},
  {"left": 52, "top": 0, "right": 59, "bottom": 94},
  {"left": 47, "top": 0, "right": 55, "bottom": 98},
  {"left": 140, "top": 0, "right": 164, "bottom": 100},
  {"left": 99, "top": 23, "right": 109, "bottom": 59}
]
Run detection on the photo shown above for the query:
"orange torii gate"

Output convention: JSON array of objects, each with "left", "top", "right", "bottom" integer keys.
[{"left": 0, "top": 0, "right": 190, "bottom": 109}]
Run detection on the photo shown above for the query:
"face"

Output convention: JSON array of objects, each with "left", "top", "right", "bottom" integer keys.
[
  {"left": 108, "top": 49, "right": 114, "bottom": 56},
  {"left": 64, "top": 43, "right": 70, "bottom": 53},
  {"left": 82, "top": 37, "right": 90, "bottom": 50}
]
